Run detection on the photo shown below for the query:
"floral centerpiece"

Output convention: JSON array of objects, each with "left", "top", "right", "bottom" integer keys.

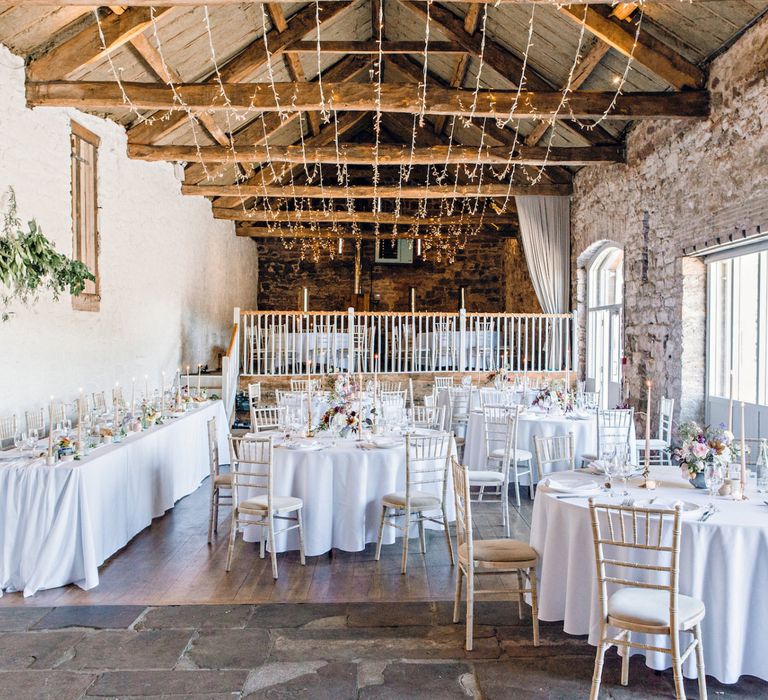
[
  {"left": 486, "top": 369, "right": 512, "bottom": 388},
  {"left": 532, "top": 385, "right": 573, "bottom": 413},
  {"left": 57, "top": 436, "right": 75, "bottom": 459},
  {"left": 670, "top": 421, "right": 740, "bottom": 488},
  {"left": 316, "top": 373, "right": 367, "bottom": 437}
]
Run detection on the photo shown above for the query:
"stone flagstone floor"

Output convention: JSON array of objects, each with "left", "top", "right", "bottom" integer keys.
[{"left": 1, "top": 600, "right": 768, "bottom": 699}]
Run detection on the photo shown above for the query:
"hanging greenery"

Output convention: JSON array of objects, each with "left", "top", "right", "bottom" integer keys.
[{"left": 0, "top": 187, "right": 95, "bottom": 321}]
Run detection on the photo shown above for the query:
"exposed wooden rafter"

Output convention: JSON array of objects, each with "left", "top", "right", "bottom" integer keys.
[
  {"left": 27, "top": 81, "right": 710, "bottom": 119},
  {"left": 2, "top": 0, "right": 734, "bottom": 5},
  {"left": 213, "top": 209, "right": 518, "bottom": 225},
  {"left": 131, "top": 142, "right": 623, "bottom": 165},
  {"left": 126, "top": 0, "right": 355, "bottom": 144},
  {"left": 212, "top": 110, "right": 370, "bottom": 209},
  {"left": 184, "top": 55, "right": 369, "bottom": 185},
  {"left": 285, "top": 40, "right": 466, "bottom": 54},
  {"left": 184, "top": 182, "right": 571, "bottom": 198},
  {"left": 559, "top": 4, "right": 706, "bottom": 90},
  {"left": 235, "top": 225, "right": 515, "bottom": 240},
  {"left": 265, "top": 3, "right": 321, "bottom": 136},
  {"left": 26, "top": 6, "right": 175, "bottom": 81}
]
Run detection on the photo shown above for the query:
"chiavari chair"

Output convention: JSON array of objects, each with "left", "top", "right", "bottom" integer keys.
[
  {"left": 25, "top": 407, "right": 45, "bottom": 435},
  {"left": 452, "top": 457, "right": 539, "bottom": 651},
  {"left": 533, "top": 432, "right": 576, "bottom": 497},
  {"left": 581, "top": 408, "right": 635, "bottom": 466},
  {"left": 588, "top": 500, "right": 706, "bottom": 700},
  {"left": 251, "top": 406, "right": 285, "bottom": 433},
  {"left": 639, "top": 397, "right": 675, "bottom": 467},
  {"left": 206, "top": 417, "right": 231, "bottom": 543},
  {"left": 375, "top": 432, "right": 455, "bottom": 575},
  {"left": 91, "top": 391, "right": 108, "bottom": 415},
  {"left": 409, "top": 405, "right": 445, "bottom": 431},
  {"left": 0, "top": 414, "right": 17, "bottom": 448},
  {"left": 290, "top": 378, "right": 319, "bottom": 393},
  {"left": 247, "top": 382, "right": 262, "bottom": 408},
  {"left": 226, "top": 435, "right": 305, "bottom": 579}
]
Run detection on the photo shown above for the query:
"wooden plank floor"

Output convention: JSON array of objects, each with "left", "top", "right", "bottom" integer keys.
[{"left": 0, "top": 478, "right": 534, "bottom": 608}]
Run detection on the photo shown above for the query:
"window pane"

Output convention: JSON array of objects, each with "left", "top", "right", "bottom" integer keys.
[{"left": 735, "top": 254, "right": 759, "bottom": 403}]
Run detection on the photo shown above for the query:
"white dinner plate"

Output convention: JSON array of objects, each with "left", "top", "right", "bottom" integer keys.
[{"left": 633, "top": 498, "right": 704, "bottom": 518}]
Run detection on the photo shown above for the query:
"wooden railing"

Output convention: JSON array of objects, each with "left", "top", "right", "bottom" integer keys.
[
  {"left": 239, "top": 308, "right": 577, "bottom": 377},
  {"left": 221, "top": 308, "right": 240, "bottom": 423}
]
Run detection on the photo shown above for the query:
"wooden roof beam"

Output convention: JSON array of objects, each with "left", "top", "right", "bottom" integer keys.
[
  {"left": 266, "top": 3, "right": 321, "bottom": 136},
  {"left": 131, "top": 142, "right": 623, "bottom": 166},
  {"left": 184, "top": 55, "right": 369, "bottom": 185},
  {"left": 126, "top": 0, "right": 355, "bottom": 144},
  {"left": 26, "top": 6, "right": 175, "bottom": 81},
  {"left": 235, "top": 226, "right": 515, "bottom": 240},
  {"left": 28, "top": 81, "right": 710, "bottom": 119},
  {"left": 559, "top": 5, "right": 706, "bottom": 90},
  {"left": 0, "top": 0, "right": 734, "bottom": 5},
  {"left": 285, "top": 40, "right": 466, "bottom": 54},
  {"left": 185, "top": 182, "right": 571, "bottom": 198},
  {"left": 213, "top": 209, "right": 517, "bottom": 225}
]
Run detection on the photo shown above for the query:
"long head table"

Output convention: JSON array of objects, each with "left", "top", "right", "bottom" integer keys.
[
  {"left": 0, "top": 401, "right": 228, "bottom": 597},
  {"left": 530, "top": 467, "right": 768, "bottom": 684}
]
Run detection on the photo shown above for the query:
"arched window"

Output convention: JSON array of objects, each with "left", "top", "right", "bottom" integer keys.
[{"left": 586, "top": 246, "right": 624, "bottom": 407}]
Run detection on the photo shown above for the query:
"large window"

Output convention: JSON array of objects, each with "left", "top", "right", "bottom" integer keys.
[
  {"left": 70, "top": 121, "right": 100, "bottom": 311},
  {"left": 586, "top": 245, "right": 624, "bottom": 408},
  {"left": 707, "top": 247, "right": 768, "bottom": 406}
]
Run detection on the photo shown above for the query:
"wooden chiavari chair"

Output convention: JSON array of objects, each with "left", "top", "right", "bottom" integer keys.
[
  {"left": 290, "top": 378, "right": 319, "bottom": 393},
  {"left": 446, "top": 386, "right": 474, "bottom": 454},
  {"left": 0, "top": 415, "right": 17, "bottom": 448},
  {"left": 533, "top": 432, "right": 576, "bottom": 497},
  {"left": 375, "top": 432, "right": 455, "bottom": 575},
  {"left": 226, "top": 435, "right": 305, "bottom": 579},
  {"left": 379, "top": 380, "right": 402, "bottom": 393},
  {"left": 207, "top": 417, "right": 232, "bottom": 543},
  {"left": 479, "top": 387, "right": 517, "bottom": 409},
  {"left": 409, "top": 406, "right": 445, "bottom": 431},
  {"left": 247, "top": 382, "right": 262, "bottom": 408},
  {"left": 433, "top": 375, "right": 454, "bottom": 391},
  {"left": 639, "top": 397, "right": 675, "bottom": 467},
  {"left": 581, "top": 408, "right": 635, "bottom": 466},
  {"left": 50, "top": 401, "right": 67, "bottom": 429},
  {"left": 588, "top": 500, "right": 706, "bottom": 700},
  {"left": 25, "top": 408, "right": 45, "bottom": 436},
  {"left": 251, "top": 406, "right": 285, "bottom": 433},
  {"left": 452, "top": 458, "right": 539, "bottom": 651}
]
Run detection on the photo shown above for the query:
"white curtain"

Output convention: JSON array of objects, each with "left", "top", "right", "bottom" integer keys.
[{"left": 515, "top": 195, "right": 570, "bottom": 314}]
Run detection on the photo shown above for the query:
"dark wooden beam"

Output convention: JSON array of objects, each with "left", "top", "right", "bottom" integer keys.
[
  {"left": 130, "top": 142, "right": 624, "bottom": 165},
  {"left": 28, "top": 81, "right": 710, "bottom": 119},
  {"left": 285, "top": 40, "right": 465, "bottom": 54},
  {"left": 235, "top": 225, "right": 516, "bottom": 240},
  {"left": 184, "top": 182, "right": 572, "bottom": 197},
  {"left": 216, "top": 209, "right": 517, "bottom": 224},
  {"left": 559, "top": 5, "right": 706, "bottom": 90}
]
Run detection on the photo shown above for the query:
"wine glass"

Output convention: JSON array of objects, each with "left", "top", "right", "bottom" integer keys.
[
  {"left": 600, "top": 447, "right": 616, "bottom": 496},
  {"left": 26, "top": 429, "right": 39, "bottom": 453},
  {"left": 615, "top": 444, "right": 632, "bottom": 496},
  {"left": 62, "top": 419, "right": 72, "bottom": 438}
]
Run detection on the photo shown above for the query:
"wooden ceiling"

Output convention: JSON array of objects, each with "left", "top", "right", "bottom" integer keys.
[{"left": 1, "top": 0, "right": 767, "bottom": 240}]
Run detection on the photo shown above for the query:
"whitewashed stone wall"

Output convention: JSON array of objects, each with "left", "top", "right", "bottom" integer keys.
[
  {"left": 571, "top": 17, "right": 768, "bottom": 424},
  {"left": 0, "top": 45, "right": 259, "bottom": 417}
]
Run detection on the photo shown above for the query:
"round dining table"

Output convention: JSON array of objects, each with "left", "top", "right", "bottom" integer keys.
[
  {"left": 239, "top": 431, "right": 456, "bottom": 556},
  {"left": 463, "top": 409, "right": 637, "bottom": 483},
  {"left": 530, "top": 467, "right": 768, "bottom": 684}
]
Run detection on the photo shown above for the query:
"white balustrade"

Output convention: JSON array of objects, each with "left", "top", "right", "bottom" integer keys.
[{"left": 238, "top": 308, "right": 576, "bottom": 377}]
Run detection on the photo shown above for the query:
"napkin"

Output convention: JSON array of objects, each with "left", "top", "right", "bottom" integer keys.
[{"left": 545, "top": 477, "right": 601, "bottom": 494}]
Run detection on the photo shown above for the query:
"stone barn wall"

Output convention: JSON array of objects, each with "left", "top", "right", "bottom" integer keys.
[
  {"left": 256, "top": 235, "right": 540, "bottom": 314},
  {"left": 570, "top": 16, "right": 768, "bottom": 424}
]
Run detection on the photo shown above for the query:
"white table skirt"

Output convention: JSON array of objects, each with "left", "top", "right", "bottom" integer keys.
[
  {"left": 464, "top": 410, "right": 638, "bottom": 483},
  {"left": 529, "top": 467, "right": 768, "bottom": 684},
  {"left": 0, "top": 401, "right": 228, "bottom": 597},
  {"left": 240, "top": 433, "right": 456, "bottom": 556}
]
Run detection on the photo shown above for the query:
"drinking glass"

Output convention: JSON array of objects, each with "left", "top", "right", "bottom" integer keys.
[
  {"left": 62, "top": 419, "right": 72, "bottom": 438},
  {"left": 600, "top": 447, "right": 616, "bottom": 496},
  {"left": 615, "top": 444, "right": 632, "bottom": 496},
  {"left": 705, "top": 462, "right": 724, "bottom": 500},
  {"left": 26, "top": 429, "right": 39, "bottom": 453},
  {"left": 13, "top": 430, "right": 26, "bottom": 452}
]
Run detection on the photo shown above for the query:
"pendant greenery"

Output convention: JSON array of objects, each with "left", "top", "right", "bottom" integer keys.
[{"left": 0, "top": 187, "right": 95, "bottom": 321}]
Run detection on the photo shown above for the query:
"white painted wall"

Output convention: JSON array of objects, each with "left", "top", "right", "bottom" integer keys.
[{"left": 0, "top": 45, "right": 259, "bottom": 418}]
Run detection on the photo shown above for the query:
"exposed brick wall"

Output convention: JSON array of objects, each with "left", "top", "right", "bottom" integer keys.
[
  {"left": 256, "top": 234, "right": 540, "bottom": 313},
  {"left": 570, "top": 16, "right": 768, "bottom": 425}
]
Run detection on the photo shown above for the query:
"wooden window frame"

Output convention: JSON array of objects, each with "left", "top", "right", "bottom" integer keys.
[{"left": 70, "top": 120, "right": 101, "bottom": 312}]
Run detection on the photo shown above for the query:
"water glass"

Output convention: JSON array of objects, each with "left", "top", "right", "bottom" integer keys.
[
  {"left": 704, "top": 462, "right": 724, "bottom": 499},
  {"left": 13, "top": 430, "right": 26, "bottom": 452},
  {"left": 600, "top": 447, "right": 616, "bottom": 496}
]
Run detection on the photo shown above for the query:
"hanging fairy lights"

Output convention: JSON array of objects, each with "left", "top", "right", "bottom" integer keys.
[{"left": 94, "top": 0, "right": 653, "bottom": 262}]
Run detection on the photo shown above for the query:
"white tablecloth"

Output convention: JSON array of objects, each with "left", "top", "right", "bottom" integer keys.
[
  {"left": 241, "top": 432, "right": 456, "bottom": 556},
  {"left": 0, "top": 401, "right": 228, "bottom": 597},
  {"left": 530, "top": 468, "right": 768, "bottom": 683},
  {"left": 464, "top": 410, "right": 638, "bottom": 484}
]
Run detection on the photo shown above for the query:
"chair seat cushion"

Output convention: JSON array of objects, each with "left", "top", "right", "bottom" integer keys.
[
  {"left": 490, "top": 447, "right": 533, "bottom": 462},
  {"left": 608, "top": 587, "right": 705, "bottom": 630},
  {"left": 468, "top": 469, "right": 505, "bottom": 484},
  {"left": 239, "top": 495, "right": 303, "bottom": 513},
  {"left": 214, "top": 473, "right": 232, "bottom": 488},
  {"left": 383, "top": 490, "right": 441, "bottom": 509},
  {"left": 459, "top": 538, "right": 537, "bottom": 564}
]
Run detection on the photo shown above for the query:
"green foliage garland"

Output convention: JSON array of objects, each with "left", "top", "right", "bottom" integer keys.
[{"left": 0, "top": 187, "right": 95, "bottom": 321}]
